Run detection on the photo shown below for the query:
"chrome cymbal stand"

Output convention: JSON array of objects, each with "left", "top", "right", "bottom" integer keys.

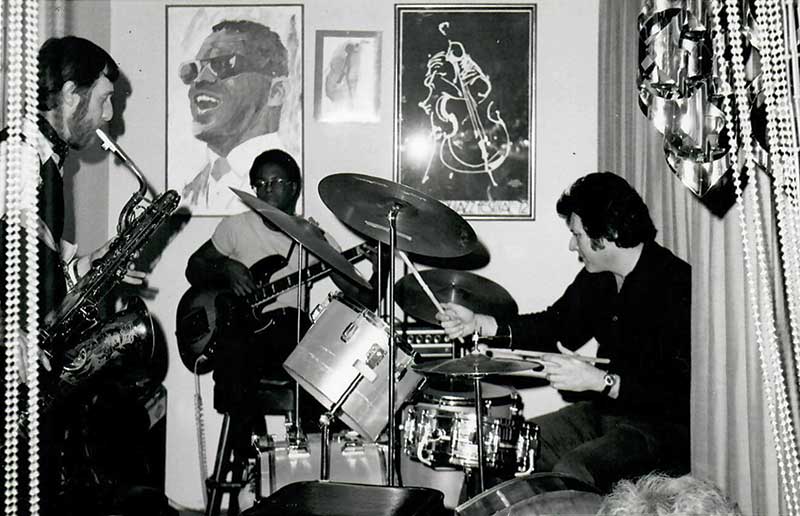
[
  {"left": 294, "top": 244, "right": 307, "bottom": 435},
  {"left": 386, "top": 204, "right": 401, "bottom": 486},
  {"left": 472, "top": 374, "right": 486, "bottom": 492}
]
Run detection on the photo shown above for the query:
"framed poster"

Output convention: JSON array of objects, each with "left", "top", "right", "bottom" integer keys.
[
  {"left": 395, "top": 4, "right": 536, "bottom": 220},
  {"left": 166, "top": 4, "right": 303, "bottom": 216},
  {"left": 314, "top": 30, "right": 381, "bottom": 123}
]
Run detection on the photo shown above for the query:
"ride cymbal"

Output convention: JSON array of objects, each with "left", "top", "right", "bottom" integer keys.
[
  {"left": 395, "top": 269, "right": 517, "bottom": 325},
  {"left": 411, "top": 354, "right": 534, "bottom": 377},
  {"left": 232, "top": 188, "right": 371, "bottom": 290},
  {"left": 318, "top": 173, "right": 478, "bottom": 258}
]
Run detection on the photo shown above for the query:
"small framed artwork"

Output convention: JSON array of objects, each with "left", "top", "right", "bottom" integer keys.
[
  {"left": 314, "top": 30, "right": 382, "bottom": 123},
  {"left": 395, "top": 4, "right": 536, "bottom": 220},
  {"left": 166, "top": 4, "right": 304, "bottom": 216}
]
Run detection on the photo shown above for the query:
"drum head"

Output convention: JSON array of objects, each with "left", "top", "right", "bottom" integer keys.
[
  {"left": 421, "top": 381, "right": 515, "bottom": 407},
  {"left": 455, "top": 473, "right": 602, "bottom": 516}
]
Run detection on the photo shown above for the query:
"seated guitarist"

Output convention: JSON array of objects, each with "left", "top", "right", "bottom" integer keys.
[{"left": 184, "top": 149, "right": 382, "bottom": 438}]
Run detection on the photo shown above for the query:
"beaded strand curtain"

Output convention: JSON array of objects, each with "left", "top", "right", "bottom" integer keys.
[{"left": 0, "top": 0, "right": 66, "bottom": 514}]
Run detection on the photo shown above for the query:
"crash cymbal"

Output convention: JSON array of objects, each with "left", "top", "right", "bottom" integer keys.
[
  {"left": 411, "top": 354, "right": 534, "bottom": 377},
  {"left": 318, "top": 173, "right": 478, "bottom": 258},
  {"left": 395, "top": 269, "right": 517, "bottom": 325},
  {"left": 232, "top": 188, "right": 371, "bottom": 290}
]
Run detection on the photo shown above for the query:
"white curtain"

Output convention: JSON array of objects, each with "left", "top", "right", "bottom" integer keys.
[{"left": 597, "top": 1, "right": 781, "bottom": 514}]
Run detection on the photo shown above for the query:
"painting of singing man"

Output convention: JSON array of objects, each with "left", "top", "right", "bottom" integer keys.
[{"left": 167, "top": 5, "right": 303, "bottom": 216}]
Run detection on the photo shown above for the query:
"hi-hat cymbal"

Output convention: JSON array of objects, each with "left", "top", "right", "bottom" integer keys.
[
  {"left": 232, "top": 188, "right": 371, "bottom": 290},
  {"left": 411, "top": 354, "right": 534, "bottom": 377},
  {"left": 395, "top": 269, "right": 517, "bottom": 325},
  {"left": 318, "top": 173, "right": 478, "bottom": 258}
]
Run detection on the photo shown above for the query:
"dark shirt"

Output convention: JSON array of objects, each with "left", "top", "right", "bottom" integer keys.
[
  {"left": 498, "top": 241, "right": 691, "bottom": 425},
  {"left": 0, "top": 122, "right": 69, "bottom": 324}
]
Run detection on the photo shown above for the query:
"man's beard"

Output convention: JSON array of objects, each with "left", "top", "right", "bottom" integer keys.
[{"left": 67, "top": 93, "right": 95, "bottom": 149}]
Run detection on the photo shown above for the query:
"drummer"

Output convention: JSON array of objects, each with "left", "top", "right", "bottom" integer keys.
[
  {"left": 436, "top": 172, "right": 690, "bottom": 493},
  {"left": 185, "top": 149, "right": 384, "bottom": 436}
]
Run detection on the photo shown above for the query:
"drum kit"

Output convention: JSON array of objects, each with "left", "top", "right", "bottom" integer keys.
[{"left": 231, "top": 174, "right": 544, "bottom": 507}]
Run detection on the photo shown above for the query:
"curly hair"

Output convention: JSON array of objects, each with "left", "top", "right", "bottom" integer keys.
[
  {"left": 38, "top": 36, "right": 119, "bottom": 111},
  {"left": 598, "top": 473, "right": 741, "bottom": 516},
  {"left": 556, "top": 172, "right": 656, "bottom": 249},
  {"left": 212, "top": 20, "right": 288, "bottom": 78}
]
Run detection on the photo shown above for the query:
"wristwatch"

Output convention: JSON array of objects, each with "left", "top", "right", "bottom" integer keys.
[{"left": 601, "top": 372, "right": 616, "bottom": 396}]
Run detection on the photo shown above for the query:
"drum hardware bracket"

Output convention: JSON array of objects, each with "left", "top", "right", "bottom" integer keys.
[{"left": 320, "top": 372, "right": 366, "bottom": 481}]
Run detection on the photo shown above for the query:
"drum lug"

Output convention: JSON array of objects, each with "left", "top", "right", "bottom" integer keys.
[
  {"left": 340, "top": 431, "right": 366, "bottom": 455},
  {"left": 309, "top": 302, "right": 325, "bottom": 323},
  {"left": 341, "top": 320, "right": 359, "bottom": 342},
  {"left": 515, "top": 422, "right": 540, "bottom": 476}
]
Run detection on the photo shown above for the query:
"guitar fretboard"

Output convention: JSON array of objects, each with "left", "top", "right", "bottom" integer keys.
[{"left": 246, "top": 244, "right": 368, "bottom": 310}]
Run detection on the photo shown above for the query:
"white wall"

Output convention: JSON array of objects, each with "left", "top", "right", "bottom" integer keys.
[{"left": 99, "top": 0, "right": 598, "bottom": 508}]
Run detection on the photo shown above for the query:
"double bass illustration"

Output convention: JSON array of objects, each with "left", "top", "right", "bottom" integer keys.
[{"left": 418, "top": 22, "right": 510, "bottom": 188}]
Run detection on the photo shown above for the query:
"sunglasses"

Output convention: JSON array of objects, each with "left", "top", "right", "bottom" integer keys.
[
  {"left": 179, "top": 53, "right": 268, "bottom": 84},
  {"left": 252, "top": 177, "right": 292, "bottom": 190}
]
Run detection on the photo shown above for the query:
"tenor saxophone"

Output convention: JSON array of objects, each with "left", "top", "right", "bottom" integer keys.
[{"left": 40, "top": 130, "right": 180, "bottom": 358}]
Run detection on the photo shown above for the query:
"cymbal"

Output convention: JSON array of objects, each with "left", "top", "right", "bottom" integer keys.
[
  {"left": 231, "top": 188, "right": 371, "bottom": 290},
  {"left": 411, "top": 354, "right": 534, "bottom": 377},
  {"left": 395, "top": 269, "right": 517, "bottom": 325},
  {"left": 318, "top": 173, "right": 478, "bottom": 258}
]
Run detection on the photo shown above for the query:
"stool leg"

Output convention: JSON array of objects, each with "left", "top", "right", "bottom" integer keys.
[{"left": 205, "top": 414, "right": 235, "bottom": 516}]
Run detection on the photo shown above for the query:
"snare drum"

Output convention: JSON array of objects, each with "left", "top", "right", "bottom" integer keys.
[
  {"left": 283, "top": 292, "right": 423, "bottom": 442},
  {"left": 401, "top": 383, "right": 537, "bottom": 474}
]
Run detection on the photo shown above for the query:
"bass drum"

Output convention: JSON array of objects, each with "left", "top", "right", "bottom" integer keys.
[{"left": 455, "top": 472, "right": 603, "bottom": 516}]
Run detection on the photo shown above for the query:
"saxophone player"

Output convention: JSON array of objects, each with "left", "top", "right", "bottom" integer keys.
[{"left": 0, "top": 37, "right": 163, "bottom": 516}]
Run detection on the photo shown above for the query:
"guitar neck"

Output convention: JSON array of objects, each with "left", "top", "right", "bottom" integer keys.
[{"left": 247, "top": 244, "right": 369, "bottom": 309}]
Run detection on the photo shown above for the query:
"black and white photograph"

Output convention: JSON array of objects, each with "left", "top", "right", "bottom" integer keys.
[{"left": 2, "top": 2, "right": 796, "bottom": 516}]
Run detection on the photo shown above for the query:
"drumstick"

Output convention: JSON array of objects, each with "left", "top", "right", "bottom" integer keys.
[
  {"left": 504, "top": 369, "right": 549, "bottom": 378},
  {"left": 397, "top": 251, "right": 447, "bottom": 314},
  {"left": 486, "top": 347, "right": 610, "bottom": 364},
  {"left": 397, "top": 251, "right": 465, "bottom": 345}
]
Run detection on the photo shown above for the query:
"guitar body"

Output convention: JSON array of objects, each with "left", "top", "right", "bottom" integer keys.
[
  {"left": 176, "top": 244, "right": 372, "bottom": 374},
  {"left": 176, "top": 255, "right": 287, "bottom": 375}
]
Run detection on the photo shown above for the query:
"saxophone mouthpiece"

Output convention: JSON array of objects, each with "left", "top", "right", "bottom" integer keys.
[{"left": 96, "top": 128, "right": 114, "bottom": 152}]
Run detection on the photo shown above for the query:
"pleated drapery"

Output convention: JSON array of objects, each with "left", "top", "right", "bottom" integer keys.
[{"left": 598, "top": 1, "right": 783, "bottom": 514}]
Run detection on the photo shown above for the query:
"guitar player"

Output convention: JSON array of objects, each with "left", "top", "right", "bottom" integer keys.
[{"left": 184, "top": 149, "right": 384, "bottom": 445}]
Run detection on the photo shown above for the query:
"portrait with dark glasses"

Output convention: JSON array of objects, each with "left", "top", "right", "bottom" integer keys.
[
  {"left": 179, "top": 53, "right": 281, "bottom": 85},
  {"left": 166, "top": 6, "right": 303, "bottom": 216}
]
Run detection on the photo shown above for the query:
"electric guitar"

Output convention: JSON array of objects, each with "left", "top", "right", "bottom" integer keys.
[{"left": 175, "top": 242, "right": 373, "bottom": 374}]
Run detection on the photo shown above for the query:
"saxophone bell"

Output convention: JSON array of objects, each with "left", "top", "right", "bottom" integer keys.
[
  {"left": 59, "top": 296, "right": 154, "bottom": 381},
  {"left": 38, "top": 296, "right": 154, "bottom": 417}
]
